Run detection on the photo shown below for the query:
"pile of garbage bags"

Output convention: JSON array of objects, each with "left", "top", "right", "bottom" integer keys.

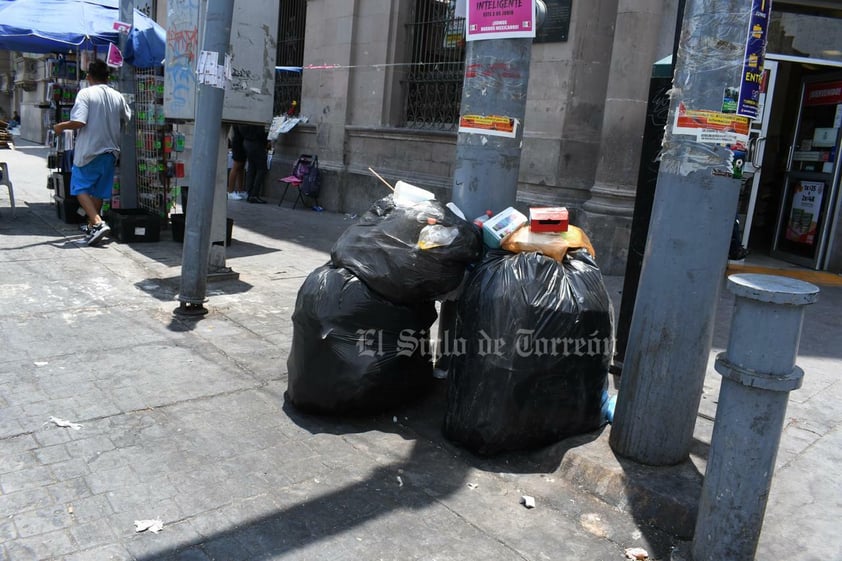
[{"left": 285, "top": 186, "right": 614, "bottom": 456}]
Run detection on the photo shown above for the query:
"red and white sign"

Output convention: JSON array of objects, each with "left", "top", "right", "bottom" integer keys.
[{"left": 804, "top": 80, "right": 842, "bottom": 106}]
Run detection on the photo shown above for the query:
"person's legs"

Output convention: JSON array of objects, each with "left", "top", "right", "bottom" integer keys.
[
  {"left": 228, "top": 159, "right": 245, "bottom": 199},
  {"left": 71, "top": 153, "right": 115, "bottom": 245},
  {"left": 243, "top": 140, "right": 267, "bottom": 202}
]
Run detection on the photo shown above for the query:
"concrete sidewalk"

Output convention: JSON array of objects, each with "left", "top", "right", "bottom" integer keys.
[{"left": 0, "top": 140, "right": 840, "bottom": 561}]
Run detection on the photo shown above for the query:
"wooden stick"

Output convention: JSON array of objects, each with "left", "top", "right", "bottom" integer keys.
[{"left": 368, "top": 167, "right": 394, "bottom": 191}]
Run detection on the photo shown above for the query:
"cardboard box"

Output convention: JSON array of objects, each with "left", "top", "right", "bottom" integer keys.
[
  {"left": 529, "top": 207, "right": 568, "bottom": 233},
  {"left": 482, "top": 207, "right": 528, "bottom": 248},
  {"left": 107, "top": 209, "right": 161, "bottom": 243}
]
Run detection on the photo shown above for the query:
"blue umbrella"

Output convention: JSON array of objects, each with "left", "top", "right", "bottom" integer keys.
[{"left": 0, "top": 0, "right": 163, "bottom": 67}]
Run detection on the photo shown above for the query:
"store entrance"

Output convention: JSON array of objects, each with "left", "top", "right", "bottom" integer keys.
[{"left": 742, "top": 55, "right": 842, "bottom": 271}]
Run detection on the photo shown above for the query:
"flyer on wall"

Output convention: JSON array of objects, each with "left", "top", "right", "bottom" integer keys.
[{"left": 466, "top": 0, "right": 536, "bottom": 41}]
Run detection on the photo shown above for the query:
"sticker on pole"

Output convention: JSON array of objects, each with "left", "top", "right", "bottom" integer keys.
[
  {"left": 458, "top": 114, "right": 519, "bottom": 138},
  {"left": 466, "top": 0, "right": 536, "bottom": 41},
  {"left": 672, "top": 102, "right": 750, "bottom": 146}
]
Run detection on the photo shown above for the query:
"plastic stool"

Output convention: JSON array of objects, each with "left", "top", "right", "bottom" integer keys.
[
  {"left": 0, "top": 162, "right": 15, "bottom": 218},
  {"left": 278, "top": 175, "right": 304, "bottom": 209}
]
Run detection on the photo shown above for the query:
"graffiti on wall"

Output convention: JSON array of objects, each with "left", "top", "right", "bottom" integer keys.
[{"left": 164, "top": 0, "right": 199, "bottom": 119}]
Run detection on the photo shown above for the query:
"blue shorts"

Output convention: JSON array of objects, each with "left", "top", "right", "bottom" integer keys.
[{"left": 71, "top": 153, "right": 116, "bottom": 200}]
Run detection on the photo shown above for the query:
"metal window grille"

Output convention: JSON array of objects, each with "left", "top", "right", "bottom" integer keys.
[
  {"left": 274, "top": 0, "right": 306, "bottom": 116},
  {"left": 404, "top": 0, "right": 466, "bottom": 131}
]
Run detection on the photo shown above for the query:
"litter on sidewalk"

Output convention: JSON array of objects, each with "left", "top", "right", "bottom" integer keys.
[
  {"left": 47, "top": 416, "right": 82, "bottom": 430},
  {"left": 134, "top": 519, "right": 164, "bottom": 533}
]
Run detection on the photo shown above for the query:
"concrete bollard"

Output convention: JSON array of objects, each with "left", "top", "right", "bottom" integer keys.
[{"left": 692, "top": 274, "right": 819, "bottom": 561}]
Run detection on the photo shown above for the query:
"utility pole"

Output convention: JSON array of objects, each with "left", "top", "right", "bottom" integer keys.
[
  {"left": 452, "top": 38, "right": 531, "bottom": 220},
  {"left": 118, "top": 0, "right": 137, "bottom": 208},
  {"left": 176, "top": 0, "right": 235, "bottom": 316},
  {"left": 451, "top": 0, "right": 536, "bottom": 221},
  {"left": 609, "top": 0, "right": 771, "bottom": 465}
]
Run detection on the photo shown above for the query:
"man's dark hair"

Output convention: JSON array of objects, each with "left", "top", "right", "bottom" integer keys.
[{"left": 87, "top": 59, "right": 110, "bottom": 82}]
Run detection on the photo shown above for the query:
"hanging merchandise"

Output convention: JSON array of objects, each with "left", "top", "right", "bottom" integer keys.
[
  {"left": 286, "top": 265, "right": 437, "bottom": 415},
  {"left": 331, "top": 195, "right": 482, "bottom": 304},
  {"left": 133, "top": 68, "right": 174, "bottom": 218},
  {"left": 443, "top": 249, "right": 614, "bottom": 455}
]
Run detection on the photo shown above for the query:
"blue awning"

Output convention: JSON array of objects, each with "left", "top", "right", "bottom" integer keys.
[{"left": 0, "top": 0, "right": 164, "bottom": 67}]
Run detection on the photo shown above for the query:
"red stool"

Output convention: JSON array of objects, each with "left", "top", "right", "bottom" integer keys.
[{"left": 278, "top": 175, "right": 304, "bottom": 208}]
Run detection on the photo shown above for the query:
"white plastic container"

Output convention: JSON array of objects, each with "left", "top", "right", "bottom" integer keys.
[{"left": 394, "top": 180, "right": 435, "bottom": 206}]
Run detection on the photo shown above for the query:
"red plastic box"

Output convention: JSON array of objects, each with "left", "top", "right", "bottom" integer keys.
[{"left": 529, "top": 207, "right": 568, "bottom": 233}]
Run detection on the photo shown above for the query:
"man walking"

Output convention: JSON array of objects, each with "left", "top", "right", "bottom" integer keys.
[{"left": 54, "top": 59, "right": 131, "bottom": 246}]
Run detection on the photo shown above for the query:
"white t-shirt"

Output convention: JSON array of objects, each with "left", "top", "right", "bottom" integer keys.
[{"left": 70, "top": 84, "right": 132, "bottom": 167}]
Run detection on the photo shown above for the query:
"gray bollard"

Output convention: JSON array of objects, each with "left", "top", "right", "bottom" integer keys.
[{"left": 692, "top": 274, "right": 819, "bottom": 561}]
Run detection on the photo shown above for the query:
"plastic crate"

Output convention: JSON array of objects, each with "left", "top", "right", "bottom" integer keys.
[{"left": 107, "top": 209, "right": 161, "bottom": 243}]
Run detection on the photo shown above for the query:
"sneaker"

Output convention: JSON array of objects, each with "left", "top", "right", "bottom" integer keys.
[
  {"left": 79, "top": 224, "right": 92, "bottom": 235},
  {"left": 236, "top": 191, "right": 248, "bottom": 200},
  {"left": 227, "top": 192, "right": 238, "bottom": 200},
  {"left": 312, "top": 205, "right": 324, "bottom": 212},
  {"left": 86, "top": 222, "right": 111, "bottom": 246}
]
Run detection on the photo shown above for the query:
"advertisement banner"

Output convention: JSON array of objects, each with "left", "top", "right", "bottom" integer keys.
[
  {"left": 737, "top": 0, "right": 772, "bottom": 119},
  {"left": 672, "top": 102, "right": 751, "bottom": 146},
  {"left": 786, "top": 180, "right": 825, "bottom": 245},
  {"left": 466, "top": 0, "right": 535, "bottom": 41}
]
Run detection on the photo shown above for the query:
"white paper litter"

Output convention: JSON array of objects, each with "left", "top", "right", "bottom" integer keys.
[
  {"left": 134, "top": 519, "right": 164, "bottom": 533},
  {"left": 34, "top": 361, "right": 49, "bottom": 367},
  {"left": 520, "top": 495, "right": 536, "bottom": 509},
  {"left": 48, "top": 416, "right": 82, "bottom": 430},
  {"left": 624, "top": 547, "right": 649, "bottom": 560},
  {"left": 396, "top": 476, "right": 403, "bottom": 487}
]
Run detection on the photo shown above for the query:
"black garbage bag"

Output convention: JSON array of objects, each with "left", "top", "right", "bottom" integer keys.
[
  {"left": 331, "top": 195, "right": 481, "bottom": 304},
  {"left": 443, "top": 250, "right": 613, "bottom": 455},
  {"left": 286, "top": 264, "right": 437, "bottom": 415}
]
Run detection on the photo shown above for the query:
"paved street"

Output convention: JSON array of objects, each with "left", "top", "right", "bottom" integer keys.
[{"left": 0, "top": 140, "right": 840, "bottom": 560}]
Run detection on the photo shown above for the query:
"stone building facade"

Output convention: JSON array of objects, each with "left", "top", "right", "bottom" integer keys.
[{"left": 270, "top": 0, "right": 681, "bottom": 275}]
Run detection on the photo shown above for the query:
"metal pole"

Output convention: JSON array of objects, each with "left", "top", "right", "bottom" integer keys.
[
  {"left": 609, "top": 0, "right": 762, "bottom": 464},
  {"left": 451, "top": 37, "right": 531, "bottom": 221},
  {"left": 176, "top": 0, "right": 234, "bottom": 316},
  {"left": 118, "top": 0, "right": 137, "bottom": 208},
  {"left": 693, "top": 274, "right": 819, "bottom": 560}
]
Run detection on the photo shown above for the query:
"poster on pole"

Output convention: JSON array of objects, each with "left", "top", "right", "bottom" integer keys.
[
  {"left": 672, "top": 102, "right": 751, "bottom": 146},
  {"left": 466, "top": 0, "right": 536, "bottom": 41},
  {"left": 737, "top": 0, "right": 772, "bottom": 119}
]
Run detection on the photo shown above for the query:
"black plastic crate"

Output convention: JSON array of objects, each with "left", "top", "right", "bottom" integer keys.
[
  {"left": 54, "top": 195, "right": 86, "bottom": 224},
  {"left": 106, "top": 209, "right": 161, "bottom": 243}
]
